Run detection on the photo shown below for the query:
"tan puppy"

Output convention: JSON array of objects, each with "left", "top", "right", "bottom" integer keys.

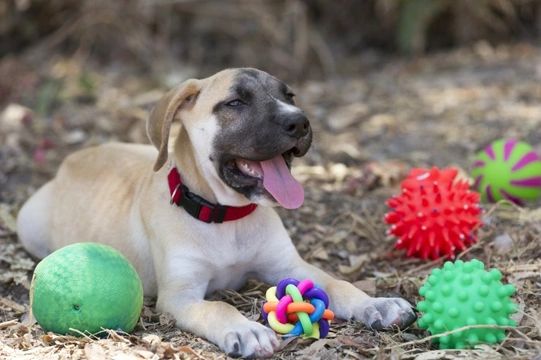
[{"left": 17, "top": 68, "right": 415, "bottom": 358}]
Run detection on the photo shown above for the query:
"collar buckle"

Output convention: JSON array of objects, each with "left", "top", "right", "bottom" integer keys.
[{"left": 175, "top": 184, "right": 227, "bottom": 223}]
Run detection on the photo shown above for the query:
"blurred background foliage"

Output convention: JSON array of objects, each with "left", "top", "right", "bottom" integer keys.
[{"left": 0, "top": 0, "right": 540, "bottom": 83}]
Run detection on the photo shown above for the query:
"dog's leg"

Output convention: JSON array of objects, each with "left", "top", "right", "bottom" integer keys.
[
  {"left": 258, "top": 240, "right": 417, "bottom": 331},
  {"left": 17, "top": 181, "right": 54, "bottom": 259},
  {"left": 172, "top": 300, "right": 279, "bottom": 358},
  {"left": 155, "top": 270, "right": 280, "bottom": 358}
]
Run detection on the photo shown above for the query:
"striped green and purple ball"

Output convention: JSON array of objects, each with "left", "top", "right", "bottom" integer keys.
[{"left": 472, "top": 139, "right": 541, "bottom": 205}]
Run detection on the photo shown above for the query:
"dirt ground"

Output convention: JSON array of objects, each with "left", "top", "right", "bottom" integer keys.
[{"left": 1, "top": 42, "right": 541, "bottom": 359}]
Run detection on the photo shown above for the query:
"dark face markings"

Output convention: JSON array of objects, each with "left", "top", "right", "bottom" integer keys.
[
  {"left": 212, "top": 69, "right": 303, "bottom": 159},
  {"left": 209, "top": 68, "right": 312, "bottom": 200}
]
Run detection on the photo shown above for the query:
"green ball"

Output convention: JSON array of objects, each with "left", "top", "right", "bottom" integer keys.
[
  {"left": 417, "top": 259, "right": 518, "bottom": 349},
  {"left": 472, "top": 138, "right": 541, "bottom": 205},
  {"left": 30, "top": 243, "right": 143, "bottom": 336}
]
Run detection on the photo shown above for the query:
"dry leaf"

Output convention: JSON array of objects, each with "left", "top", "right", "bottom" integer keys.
[
  {"left": 312, "top": 247, "right": 329, "bottom": 261},
  {"left": 336, "top": 335, "right": 363, "bottom": 348},
  {"left": 352, "top": 280, "right": 376, "bottom": 297},
  {"left": 338, "top": 254, "right": 369, "bottom": 275},
  {"left": 162, "top": 344, "right": 177, "bottom": 359},
  {"left": 0, "top": 204, "right": 17, "bottom": 233},
  {"left": 326, "top": 103, "right": 369, "bottom": 131},
  {"left": 297, "top": 338, "right": 331, "bottom": 357},
  {"left": 134, "top": 349, "right": 155, "bottom": 359},
  {"left": 159, "top": 312, "right": 176, "bottom": 327},
  {"left": 492, "top": 233, "right": 513, "bottom": 255},
  {"left": 511, "top": 297, "right": 526, "bottom": 325},
  {"left": 84, "top": 343, "right": 106, "bottom": 360},
  {"left": 0, "top": 103, "right": 32, "bottom": 132}
]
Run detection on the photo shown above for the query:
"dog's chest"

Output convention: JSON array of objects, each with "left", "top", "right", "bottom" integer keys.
[
  {"left": 201, "top": 222, "right": 265, "bottom": 292},
  {"left": 204, "top": 246, "right": 259, "bottom": 294},
  {"left": 206, "top": 264, "right": 255, "bottom": 294}
]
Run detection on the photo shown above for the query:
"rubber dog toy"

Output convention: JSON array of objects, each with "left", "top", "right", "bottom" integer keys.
[
  {"left": 30, "top": 243, "right": 144, "bottom": 336},
  {"left": 262, "top": 278, "right": 334, "bottom": 338},
  {"left": 417, "top": 259, "right": 518, "bottom": 349},
  {"left": 384, "top": 167, "right": 483, "bottom": 259},
  {"left": 472, "top": 138, "right": 541, "bottom": 205}
]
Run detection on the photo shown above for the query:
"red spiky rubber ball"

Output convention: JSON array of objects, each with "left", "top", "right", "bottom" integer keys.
[{"left": 384, "top": 167, "right": 483, "bottom": 259}]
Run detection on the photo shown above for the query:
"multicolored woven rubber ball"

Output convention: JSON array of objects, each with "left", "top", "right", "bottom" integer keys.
[
  {"left": 262, "top": 278, "right": 334, "bottom": 339},
  {"left": 472, "top": 138, "right": 541, "bottom": 206},
  {"left": 384, "top": 167, "right": 483, "bottom": 260}
]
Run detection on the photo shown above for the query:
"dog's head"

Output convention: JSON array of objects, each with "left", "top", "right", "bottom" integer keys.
[{"left": 146, "top": 68, "right": 312, "bottom": 209}]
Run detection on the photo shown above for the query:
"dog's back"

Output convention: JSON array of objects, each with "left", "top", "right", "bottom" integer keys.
[{"left": 17, "top": 143, "right": 157, "bottom": 264}]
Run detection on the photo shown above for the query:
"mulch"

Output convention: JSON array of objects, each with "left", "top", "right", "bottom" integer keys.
[{"left": 1, "top": 42, "right": 541, "bottom": 359}]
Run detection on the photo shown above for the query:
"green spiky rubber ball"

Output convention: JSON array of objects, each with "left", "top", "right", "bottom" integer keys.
[
  {"left": 417, "top": 259, "right": 518, "bottom": 349},
  {"left": 30, "top": 243, "right": 143, "bottom": 336}
]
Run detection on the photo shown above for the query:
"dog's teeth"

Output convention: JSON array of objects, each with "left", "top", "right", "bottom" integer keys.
[
  {"left": 245, "top": 165, "right": 258, "bottom": 176},
  {"left": 237, "top": 160, "right": 262, "bottom": 178},
  {"left": 240, "top": 162, "right": 253, "bottom": 174}
]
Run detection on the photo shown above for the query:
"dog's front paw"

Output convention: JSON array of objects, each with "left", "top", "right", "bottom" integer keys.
[
  {"left": 358, "top": 297, "right": 417, "bottom": 330},
  {"left": 221, "top": 321, "right": 280, "bottom": 358}
]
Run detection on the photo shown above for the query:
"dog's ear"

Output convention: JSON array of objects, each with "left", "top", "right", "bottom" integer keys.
[{"left": 146, "top": 80, "right": 201, "bottom": 171}]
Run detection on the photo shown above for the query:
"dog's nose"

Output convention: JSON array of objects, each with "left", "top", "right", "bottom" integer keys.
[{"left": 281, "top": 114, "right": 310, "bottom": 139}]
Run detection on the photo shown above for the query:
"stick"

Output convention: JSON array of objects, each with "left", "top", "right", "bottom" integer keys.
[{"left": 0, "top": 319, "right": 19, "bottom": 329}]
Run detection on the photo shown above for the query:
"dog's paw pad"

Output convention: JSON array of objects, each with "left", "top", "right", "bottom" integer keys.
[
  {"left": 222, "top": 322, "right": 279, "bottom": 358},
  {"left": 359, "top": 297, "right": 417, "bottom": 330}
]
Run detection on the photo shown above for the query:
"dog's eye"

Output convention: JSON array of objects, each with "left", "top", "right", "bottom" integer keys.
[
  {"left": 225, "top": 99, "right": 245, "bottom": 107},
  {"left": 285, "top": 93, "right": 295, "bottom": 101}
]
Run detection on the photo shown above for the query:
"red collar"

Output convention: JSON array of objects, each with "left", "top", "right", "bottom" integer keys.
[{"left": 167, "top": 167, "right": 258, "bottom": 223}]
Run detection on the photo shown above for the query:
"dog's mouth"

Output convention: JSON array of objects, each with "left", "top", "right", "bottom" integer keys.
[{"left": 222, "top": 149, "right": 304, "bottom": 209}]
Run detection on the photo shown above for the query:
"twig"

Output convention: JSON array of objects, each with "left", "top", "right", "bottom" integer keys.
[
  {"left": 0, "top": 319, "right": 19, "bottom": 329},
  {"left": 68, "top": 328, "right": 96, "bottom": 341},
  {"left": 386, "top": 324, "right": 522, "bottom": 350},
  {"left": 178, "top": 346, "right": 207, "bottom": 360},
  {"left": 404, "top": 258, "right": 444, "bottom": 276},
  {"left": 483, "top": 199, "right": 524, "bottom": 219},
  {"left": 506, "top": 261, "right": 541, "bottom": 273},
  {"left": 0, "top": 297, "right": 27, "bottom": 313},
  {"left": 349, "top": 212, "right": 385, "bottom": 245},
  {"left": 502, "top": 337, "right": 541, "bottom": 346},
  {"left": 102, "top": 328, "right": 131, "bottom": 343}
]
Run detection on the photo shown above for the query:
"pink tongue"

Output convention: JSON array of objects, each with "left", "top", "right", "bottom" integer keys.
[{"left": 260, "top": 156, "right": 304, "bottom": 209}]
